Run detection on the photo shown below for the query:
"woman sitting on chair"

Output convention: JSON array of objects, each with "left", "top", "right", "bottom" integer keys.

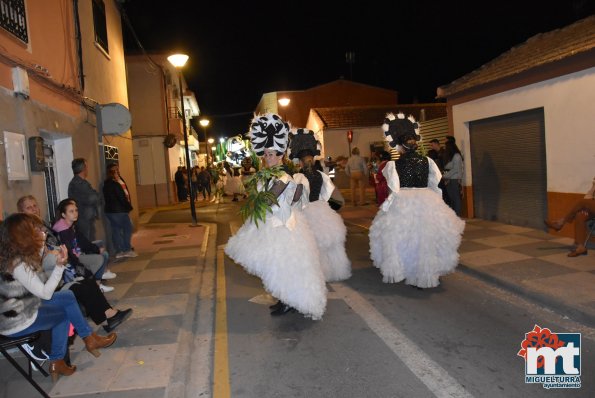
[{"left": 545, "top": 177, "right": 595, "bottom": 257}]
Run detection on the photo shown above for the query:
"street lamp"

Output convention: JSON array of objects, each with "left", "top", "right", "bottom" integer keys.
[
  {"left": 167, "top": 53, "right": 197, "bottom": 226},
  {"left": 278, "top": 97, "right": 290, "bottom": 120},
  {"left": 200, "top": 118, "right": 210, "bottom": 165},
  {"left": 208, "top": 137, "right": 215, "bottom": 162}
]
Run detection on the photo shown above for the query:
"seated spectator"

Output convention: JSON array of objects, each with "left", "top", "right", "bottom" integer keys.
[
  {"left": 545, "top": 177, "right": 595, "bottom": 257},
  {"left": 0, "top": 213, "right": 117, "bottom": 382},
  {"left": 52, "top": 199, "right": 116, "bottom": 293},
  {"left": 17, "top": 195, "right": 132, "bottom": 332}
]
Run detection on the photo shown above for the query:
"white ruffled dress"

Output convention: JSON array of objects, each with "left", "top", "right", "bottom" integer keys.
[
  {"left": 294, "top": 171, "right": 352, "bottom": 282},
  {"left": 225, "top": 172, "right": 327, "bottom": 319},
  {"left": 369, "top": 158, "right": 465, "bottom": 288}
]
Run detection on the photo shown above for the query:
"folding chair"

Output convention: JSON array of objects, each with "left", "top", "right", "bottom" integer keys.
[
  {"left": 0, "top": 332, "right": 50, "bottom": 398},
  {"left": 586, "top": 218, "right": 595, "bottom": 248}
]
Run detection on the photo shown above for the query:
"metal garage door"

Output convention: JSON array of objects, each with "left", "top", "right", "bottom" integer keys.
[{"left": 470, "top": 108, "right": 546, "bottom": 229}]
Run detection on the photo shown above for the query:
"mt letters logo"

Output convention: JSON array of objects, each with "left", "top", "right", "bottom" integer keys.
[{"left": 518, "top": 324, "right": 581, "bottom": 389}]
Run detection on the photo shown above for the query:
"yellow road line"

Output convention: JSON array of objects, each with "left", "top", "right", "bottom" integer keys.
[{"left": 213, "top": 246, "right": 231, "bottom": 397}]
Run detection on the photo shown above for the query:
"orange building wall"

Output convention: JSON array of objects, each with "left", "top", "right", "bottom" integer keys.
[{"left": 0, "top": 0, "right": 80, "bottom": 116}]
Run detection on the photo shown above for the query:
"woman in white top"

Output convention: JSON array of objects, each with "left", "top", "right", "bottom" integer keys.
[
  {"left": 0, "top": 213, "right": 117, "bottom": 381},
  {"left": 442, "top": 139, "right": 464, "bottom": 216}
]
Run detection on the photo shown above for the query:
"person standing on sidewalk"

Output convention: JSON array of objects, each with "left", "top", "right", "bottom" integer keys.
[
  {"left": 103, "top": 163, "right": 138, "bottom": 259},
  {"left": 225, "top": 113, "right": 327, "bottom": 319},
  {"left": 442, "top": 139, "right": 464, "bottom": 216},
  {"left": 369, "top": 112, "right": 465, "bottom": 289},
  {"left": 68, "top": 158, "right": 100, "bottom": 242},
  {"left": 345, "top": 147, "right": 369, "bottom": 206},
  {"left": 290, "top": 128, "right": 351, "bottom": 282},
  {"left": 545, "top": 176, "right": 595, "bottom": 257}
]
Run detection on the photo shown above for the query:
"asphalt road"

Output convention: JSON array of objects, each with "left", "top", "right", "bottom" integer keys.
[{"left": 196, "top": 202, "right": 595, "bottom": 398}]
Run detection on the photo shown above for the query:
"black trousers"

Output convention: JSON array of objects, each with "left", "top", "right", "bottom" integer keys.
[{"left": 68, "top": 278, "right": 111, "bottom": 325}]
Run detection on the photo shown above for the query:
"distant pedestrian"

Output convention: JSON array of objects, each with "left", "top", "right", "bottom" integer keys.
[
  {"left": 345, "top": 147, "right": 369, "bottom": 206},
  {"left": 68, "top": 158, "right": 100, "bottom": 241},
  {"left": 197, "top": 166, "right": 212, "bottom": 200},
  {"left": 174, "top": 166, "right": 187, "bottom": 202}
]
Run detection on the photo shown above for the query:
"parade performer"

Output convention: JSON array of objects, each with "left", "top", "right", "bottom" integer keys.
[
  {"left": 289, "top": 128, "right": 352, "bottom": 282},
  {"left": 369, "top": 113, "right": 465, "bottom": 288},
  {"left": 224, "top": 113, "right": 327, "bottom": 319}
]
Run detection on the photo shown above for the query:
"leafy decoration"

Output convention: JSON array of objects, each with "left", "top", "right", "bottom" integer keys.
[{"left": 239, "top": 165, "right": 286, "bottom": 227}]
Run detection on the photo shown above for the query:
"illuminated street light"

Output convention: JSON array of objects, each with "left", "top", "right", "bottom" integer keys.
[
  {"left": 199, "top": 118, "right": 211, "bottom": 165},
  {"left": 278, "top": 97, "right": 290, "bottom": 119},
  {"left": 168, "top": 53, "right": 197, "bottom": 226}
]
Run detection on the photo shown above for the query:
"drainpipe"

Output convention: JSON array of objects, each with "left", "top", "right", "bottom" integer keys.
[{"left": 72, "top": 0, "right": 85, "bottom": 92}]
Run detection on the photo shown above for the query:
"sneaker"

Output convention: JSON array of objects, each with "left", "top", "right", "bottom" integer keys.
[
  {"left": 22, "top": 343, "right": 48, "bottom": 371},
  {"left": 100, "top": 284, "right": 114, "bottom": 293},
  {"left": 123, "top": 250, "right": 138, "bottom": 258},
  {"left": 102, "top": 270, "right": 117, "bottom": 280},
  {"left": 123, "top": 250, "right": 137, "bottom": 258},
  {"left": 115, "top": 252, "right": 127, "bottom": 259}
]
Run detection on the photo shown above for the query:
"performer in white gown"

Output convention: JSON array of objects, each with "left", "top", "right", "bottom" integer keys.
[
  {"left": 290, "top": 128, "right": 352, "bottom": 282},
  {"left": 369, "top": 113, "right": 465, "bottom": 288},
  {"left": 224, "top": 113, "right": 327, "bottom": 319}
]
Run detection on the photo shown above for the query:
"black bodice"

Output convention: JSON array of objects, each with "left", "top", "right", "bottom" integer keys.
[
  {"left": 395, "top": 152, "right": 429, "bottom": 188},
  {"left": 303, "top": 169, "right": 323, "bottom": 202}
]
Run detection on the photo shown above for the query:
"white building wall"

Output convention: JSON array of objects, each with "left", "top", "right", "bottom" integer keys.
[
  {"left": 452, "top": 66, "right": 595, "bottom": 194},
  {"left": 322, "top": 127, "right": 383, "bottom": 160}
]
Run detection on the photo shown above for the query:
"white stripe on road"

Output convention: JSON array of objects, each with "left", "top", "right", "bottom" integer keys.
[{"left": 331, "top": 283, "right": 474, "bottom": 398}]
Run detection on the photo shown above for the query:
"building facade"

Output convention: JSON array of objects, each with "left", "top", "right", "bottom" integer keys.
[
  {"left": 437, "top": 15, "right": 595, "bottom": 231},
  {"left": 126, "top": 53, "right": 200, "bottom": 208},
  {"left": 0, "top": 0, "right": 136, "bottom": 241}
]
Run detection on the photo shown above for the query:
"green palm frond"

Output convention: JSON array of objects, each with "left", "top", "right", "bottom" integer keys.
[{"left": 239, "top": 165, "right": 285, "bottom": 227}]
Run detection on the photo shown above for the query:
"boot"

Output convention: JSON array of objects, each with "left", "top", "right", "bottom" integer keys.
[
  {"left": 270, "top": 303, "right": 295, "bottom": 316},
  {"left": 83, "top": 332, "right": 117, "bottom": 357},
  {"left": 49, "top": 359, "right": 76, "bottom": 382}
]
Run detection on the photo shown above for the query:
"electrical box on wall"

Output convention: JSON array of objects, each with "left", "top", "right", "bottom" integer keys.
[
  {"left": 12, "top": 67, "right": 30, "bottom": 98},
  {"left": 3, "top": 131, "right": 29, "bottom": 180},
  {"left": 28, "top": 136, "right": 45, "bottom": 172}
]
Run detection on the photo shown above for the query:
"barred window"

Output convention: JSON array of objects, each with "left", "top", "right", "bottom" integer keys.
[
  {"left": 92, "top": 0, "right": 108, "bottom": 53},
  {"left": 104, "top": 144, "right": 119, "bottom": 161},
  {"left": 0, "top": 0, "right": 28, "bottom": 43}
]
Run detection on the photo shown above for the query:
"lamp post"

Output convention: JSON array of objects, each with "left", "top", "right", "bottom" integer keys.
[
  {"left": 278, "top": 97, "right": 290, "bottom": 120},
  {"left": 208, "top": 137, "right": 215, "bottom": 163},
  {"left": 167, "top": 53, "right": 197, "bottom": 226},
  {"left": 200, "top": 118, "right": 210, "bottom": 165}
]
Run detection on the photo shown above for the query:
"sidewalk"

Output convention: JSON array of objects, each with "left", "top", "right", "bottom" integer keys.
[
  {"left": 0, "top": 202, "right": 216, "bottom": 397},
  {"left": 338, "top": 188, "right": 595, "bottom": 328}
]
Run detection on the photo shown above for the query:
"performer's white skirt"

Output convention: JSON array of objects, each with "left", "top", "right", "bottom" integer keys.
[
  {"left": 225, "top": 211, "right": 327, "bottom": 320},
  {"left": 369, "top": 189, "right": 465, "bottom": 288},
  {"left": 303, "top": 200, "right": 351, "bottom": 282}
]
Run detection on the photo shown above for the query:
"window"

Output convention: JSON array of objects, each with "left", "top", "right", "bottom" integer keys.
[
  {"left": 0, "top": 0, "right": 28, "bottom": 43},
  {"left": 92, "top": 0, "right": 108, "bottom": 53}
]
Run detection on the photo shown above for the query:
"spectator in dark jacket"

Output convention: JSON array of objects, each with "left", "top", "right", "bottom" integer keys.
[
  {"left": 103, "top": 163, "right": 138, "bottom": 259},
  {"left": 68, "top": 158, "right": 100, "bottom": 241}
]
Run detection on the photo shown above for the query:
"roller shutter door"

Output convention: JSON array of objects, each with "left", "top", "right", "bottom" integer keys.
[{"left": 470, "top": 108, "right": 546, "bottom": 229}]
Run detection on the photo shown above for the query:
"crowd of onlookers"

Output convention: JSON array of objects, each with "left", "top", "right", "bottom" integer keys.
[{"left": 0, "top": 157, "right": 136, "bottom": 382}]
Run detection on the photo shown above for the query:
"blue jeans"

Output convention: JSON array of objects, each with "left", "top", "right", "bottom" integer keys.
[
  {"left": 105, "top": 212, "right": 133, "bottom": 253},
  {"left": 7, "top": 290, "right": 92, "bottom": 360}
]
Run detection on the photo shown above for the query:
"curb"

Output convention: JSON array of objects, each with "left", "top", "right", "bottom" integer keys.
[{"left": 457, "top": 263, "right": 595, "bottom": 328}]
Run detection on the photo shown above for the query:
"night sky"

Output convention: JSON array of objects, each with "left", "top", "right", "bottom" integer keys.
[{"left": 120, "top": 0, "right": 594, "bottom": 139}]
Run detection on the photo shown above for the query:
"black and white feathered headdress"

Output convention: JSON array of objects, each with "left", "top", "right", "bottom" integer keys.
[
  {"left": 288, "top": 128, "right": 321, "bottom": 160},
  {"left": 248, "top": 113, "right": 290, "bottom": 156},
  {"left": 382, "top": 112, "right": 420, "bottom": 148}
]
